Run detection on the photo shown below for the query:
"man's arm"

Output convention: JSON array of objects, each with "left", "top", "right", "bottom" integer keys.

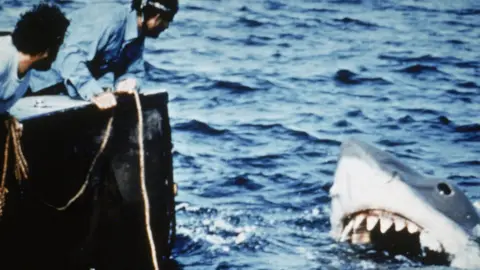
[
  {"left": 53, "top": 19, "right": 120, "bottom": 110},
  {"left": 114, "top": 39, "right": 146, "bottom": 92},
  {"left": 55, "top": 27, "right": 108, "bottom": 101},
  {"left": 0, "top": 58, "right": 9, "bottom": 101},
  {"left": 115, "top": 56, "right": 146, "bottom": 92},
  {"left": 0, "top": 56, "right": 16, "bottom": 114}
]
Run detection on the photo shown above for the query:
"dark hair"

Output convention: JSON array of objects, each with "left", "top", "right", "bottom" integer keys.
[
  {"left": 12, "top": 3, "right": 69, "bottom": 55},
  {"left": 131, "top": 0, "right": 143, "bottom": 11},
  {"left": 132, "top": 0, "right": 179, "bottom": 21}
]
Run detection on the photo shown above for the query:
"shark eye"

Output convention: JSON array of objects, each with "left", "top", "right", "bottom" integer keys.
[{"left": 437, "top": 182, "right": 453, "bottom": 196}]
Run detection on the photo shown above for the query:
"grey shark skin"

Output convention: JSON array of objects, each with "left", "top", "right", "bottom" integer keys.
[{"left": 329, "top": 138, "right": 480, "bottom": 269}]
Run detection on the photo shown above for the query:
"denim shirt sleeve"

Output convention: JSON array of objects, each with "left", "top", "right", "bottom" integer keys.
[
  {"left": 54, "top": 13, "right": 120, "bottom": 101},
  {"left": 0, "top": 56, "right": 10, "bottom": 111},
  {"left": 0, "top": 56, "right": 8, "bottom": 100},
  {"left": 55, "top": 30, "right": 108, "bottom": 101},
  {"left": 114, "top": 43, "right": 146, "bottom": 90}
]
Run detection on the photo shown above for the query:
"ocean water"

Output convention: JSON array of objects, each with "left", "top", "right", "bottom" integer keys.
[{"left": 1, "top": 0, "right": 479, "bottom": 269}]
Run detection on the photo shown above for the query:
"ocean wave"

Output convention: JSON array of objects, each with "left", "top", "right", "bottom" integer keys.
[
  {"left": 237, "top": 17, "right": 264, "bottom": 28},
  {"left": 333, "top": 17, "right": 380, "bottom": 28},
  {"left": 220, "top": 175, "right": 265, "bottom": 191},
  {"left": 376, "top": 139, "right": 417, "bottom": 147},
  {"left": 378, "top": 54, "right": 463, "bottom": 66},
  {"left": 174, "top": 120, "right": 228, "bottom": 136},
  {"left": 397, "top": 64, "right": 441, "bottom": 74},
  {"left": 334, "top": 69, "right": 391, "bottom": 85},
  {"left": 397, "top": 108, "right": 441, "bottom": 116},
  {"left": 398, "top": 115, "right": 415, "bottom": 124},
  {"left": 445, "top": 160, "right": 480, "bottom": 168},
  {"left": 455, "top": 124, "right": 480, "bottom": 133},
  {"left": 456, "top": 81, "right": 479, "bottom": 89}
]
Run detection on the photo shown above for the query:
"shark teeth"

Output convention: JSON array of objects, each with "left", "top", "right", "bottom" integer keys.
[
  {"left": 340, "top": 209, "right": 424, "bottom": 244},
  {"left": 407, "top": 221, "right": 419, "bottom": 233},
  {"left": 393, "top": 216, "right": 406, "bottom": 231},
  {"left": 380, "top": 216, "right": 394, "bottom": 233},
  {"left": 419, "top": 230, "right": 443, "bottom": 253},
  {"left": 353, "top": 214, "right": 366, "bottom": 230},
  {"left": 366, "top": 215, "right": 379, "bottom": 231},
  {"left": 340, "top": 219, "right": 354, "bottom": 242}
]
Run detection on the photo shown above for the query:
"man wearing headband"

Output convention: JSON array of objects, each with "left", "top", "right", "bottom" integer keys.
[{"left": 29, "top": 0, "right": 179, "bottom": 110}]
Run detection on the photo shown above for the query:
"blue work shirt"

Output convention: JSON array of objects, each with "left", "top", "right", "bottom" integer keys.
[{"left": 30, "top": 4, "right": 145, "bottom": 101}]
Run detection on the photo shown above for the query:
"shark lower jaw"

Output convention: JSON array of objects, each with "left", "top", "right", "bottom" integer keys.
[{"left": 333, "top": 208, "right": 451, "bottom": 261}]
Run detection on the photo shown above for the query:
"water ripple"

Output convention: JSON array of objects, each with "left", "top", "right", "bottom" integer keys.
[{"left": 174, "top": 120, "right": 227, "bottom": 136}]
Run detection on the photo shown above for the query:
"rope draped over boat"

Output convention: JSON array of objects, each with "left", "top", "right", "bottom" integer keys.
[
  {"left": 43, "top": 114, "right": 114, "bottom": 211},
  {"left": 0, "top": 117, "right": 29, "bottom": 217},
  {"left": 42, "top": 91, "right": 161, "bottom": 270},
  {"left": 133, "top": 91, "right": 160, "bottom": 270}
]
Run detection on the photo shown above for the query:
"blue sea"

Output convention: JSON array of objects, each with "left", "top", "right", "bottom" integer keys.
[{"left": 1, "top": 0, "right": 479, "bottom": 269}]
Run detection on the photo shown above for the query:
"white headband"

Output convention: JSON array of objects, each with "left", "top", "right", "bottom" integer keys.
[{"left": 141, "top": 0, "right": 170, "bottom": 12}]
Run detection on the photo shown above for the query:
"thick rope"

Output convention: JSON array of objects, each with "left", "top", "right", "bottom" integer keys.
[
  {"left": 9, "top": 120, "right": 28, "bottom": 181},
  {"left": 0, "top": 124, "right": 11, "bottom": 217},
  {"left": 0, "top": 117, "right": 29, "bottom": 217},
  {"left": 44, "top": 116, "right": 113, "bottom": 211},
  {"left": 42, "top": 92, "right": 160, "bottom": 269},
  {"left": 133, "top": 91, "right": 160, "bottom": 270}
]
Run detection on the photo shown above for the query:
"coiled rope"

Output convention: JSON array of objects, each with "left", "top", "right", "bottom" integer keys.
[{"left": 0, "top": 117, "right": 29, "bottom": 217}]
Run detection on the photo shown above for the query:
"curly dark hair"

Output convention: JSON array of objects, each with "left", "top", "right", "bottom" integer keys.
[{"left": 12, "top": 3, "right": 69, "bottom": 55}]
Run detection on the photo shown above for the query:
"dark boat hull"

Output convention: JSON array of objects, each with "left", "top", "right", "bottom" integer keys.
[{"left": 0, "top": 91, "right": 175, "bottom": 269}]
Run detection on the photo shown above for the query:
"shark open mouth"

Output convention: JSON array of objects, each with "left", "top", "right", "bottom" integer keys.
[
  {"left": 330, "top": 139, "right": 480, "bottom": 268},
  {"left": 340, "top": 209, "right": 447, "bottom": 259}
]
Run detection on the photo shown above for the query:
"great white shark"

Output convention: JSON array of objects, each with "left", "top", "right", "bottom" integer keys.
[{"left": 329, "top": 138, "right": 480, "bottom": 269}]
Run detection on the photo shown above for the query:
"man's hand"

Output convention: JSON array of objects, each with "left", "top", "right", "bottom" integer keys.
[
  {"left": 91, "top": 92, "right": 117, "bottom": 110},
  {"left": 116, "top": 78, "right": 137, "bottom": 94}
]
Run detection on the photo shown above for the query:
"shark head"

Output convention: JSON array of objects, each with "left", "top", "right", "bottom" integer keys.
[{"left": 329, "top": 138, "right": 480, "bottom": 268}]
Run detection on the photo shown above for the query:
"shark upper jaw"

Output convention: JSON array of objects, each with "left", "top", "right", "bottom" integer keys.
[{"left": 329, "top": 147, "right": 480, "bottom": 269}]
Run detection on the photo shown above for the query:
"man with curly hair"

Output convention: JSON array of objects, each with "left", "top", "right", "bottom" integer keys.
[
  {"left": 0, "top": 3, "right": 69, "bottom": 114},
  {"left": 29, "top": 0, "right": 179, "bottom": 110}
]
